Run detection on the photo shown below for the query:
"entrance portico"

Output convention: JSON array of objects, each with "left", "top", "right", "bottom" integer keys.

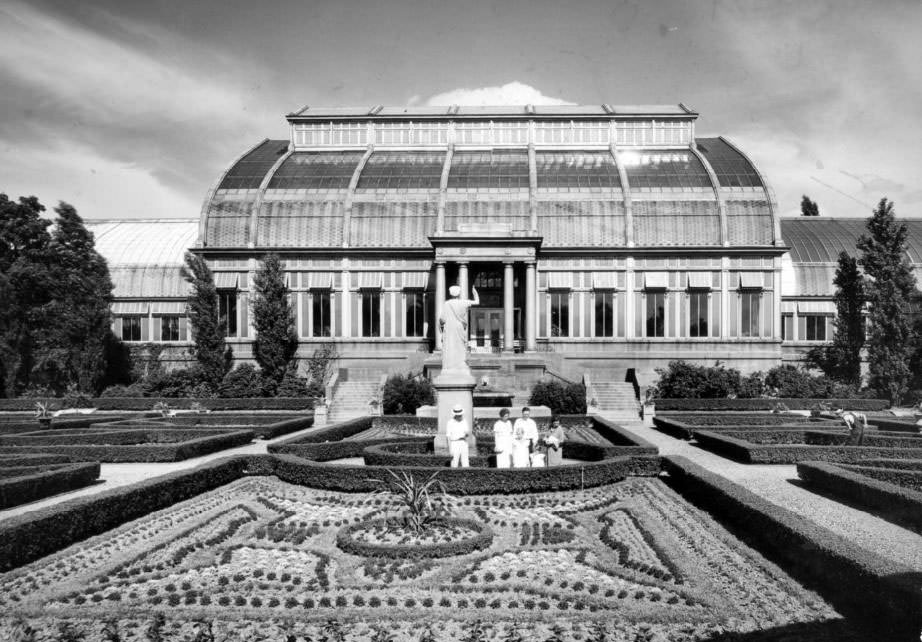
[{"left": 431, "top": 224, "right": 541, "bottom": 354}]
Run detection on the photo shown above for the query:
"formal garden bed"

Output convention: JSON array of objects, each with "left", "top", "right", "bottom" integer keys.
[
  {"left": 0, "top": 397, "right": 314, "bottom": 412},
  {"left": 0, "top": 470, "right": 876, "bottom": 641},
  {"left": 653, "top": 398, "right": 889, "bottom": 411},
  {"left": 103, "top": 412, "right": 313, "bottom": 439},
  {"left": 797, "top": 459, "right": 922, "bottom": 533},
  {"left": 0, "top": 427, "right": 255, "bottom": 462},
  {"left": 0, "top": 457, "right": 100, "bottom": 509}
]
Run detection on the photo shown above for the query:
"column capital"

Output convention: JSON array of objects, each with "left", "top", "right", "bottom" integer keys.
[{"left": 502, "top": 259, "right": 515, "bottom": 266}]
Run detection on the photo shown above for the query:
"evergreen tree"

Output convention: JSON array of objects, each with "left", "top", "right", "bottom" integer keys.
[
  {"left": 251, "top": 253, "right": 297, "bottom": 383},
  {"left": 857, "top": 198, "right": 918, "bottom": 404},
  {"left": 0, "top": 194, "right": 53, "bottom": 396},
  {"left": 806, "top": 251, "right": 865, "bottom": 385},
  {"left": 31, "top": 204, "right": 115, "bottom": 393},
  {"left": 182, "top": 252, "right": 228, "bottom": 387},
  {"left": 800, "top": 195, "right": 819, "bottom": 216}
]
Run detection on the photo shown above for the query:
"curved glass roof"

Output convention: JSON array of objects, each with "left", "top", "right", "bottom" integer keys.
[
  {"left": 268, "top": 152, "right": 363, "bottom": 190},
  {"left": 535, "top": 151, "right": 621, "bottom": 190},
  {"left": 356, "top": 152, "right": 444, "bottom": 191},
  {"left": 447, "top": 151, "right": 529, "bottom": 190},
  {"left": 781, "top": 218, "right": 922, "bottom": 264},
  {"left": 696, "top": 138, "right": 763, "bottom": 188},
  {"left": 217, "top": 140, "right": 288, "bottom": 190},
  {"left": 620, "top": 151, "right": 711, "bottom": 190}
]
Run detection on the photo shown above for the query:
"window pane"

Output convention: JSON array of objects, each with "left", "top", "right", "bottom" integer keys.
[
  {"left": 362, "top": 291, "right": 380, "bottom": 337},
  {"left": 550, "top": 292, "right": 569, "bottom": 337},
  {"left": 161, "top": 316, "right": 180, "bottom": 341},
  {"left": 121, "top": 316, "right": 141, "bottom": 342},
  {"left": 689, "top": 292, "right": 708, "bottom": 337},
  {"left": 646, "top": 292, "right": 665, "bottom": 337},
  {"left": 312, "top": 291, "right": 331, "bottom": 337},
  {"left": 219, "top": 291, "right": 238, "bottom": 337},
  {"left": 405, "top": 292, "right": 425, "bottom": 337},
  {"left": 594, "top": 291, "right": 613, "bottom": 337},
  {"left": 740, "top": 292, "right": 760, "bottom": 337}
]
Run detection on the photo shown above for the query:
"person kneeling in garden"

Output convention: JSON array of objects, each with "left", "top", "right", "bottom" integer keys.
[
  {"left": 447, "top": 405, "right": 471, "bottom": 468},
  {"left": 836, "top": 408, "right": 867, "bottom": 446},
  {"left": 493, "top": 408, "right": 514, "bottom": 468}
]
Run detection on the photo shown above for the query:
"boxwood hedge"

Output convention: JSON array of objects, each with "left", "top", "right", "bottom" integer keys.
[
  {"left": 0, "top": 397, "right": 313, "bottom": 411},
  {"left": 797, "top": 461, "right": 922, "bottom": 534},
  {"left": 653, "top": 398, "right": 888, "bottom": 411},
  {"left": 0, "top": 462, "right": 101, "bottom": 510},
  {"left": 664, "top": 455, "right": 922, "bottom": 640}
]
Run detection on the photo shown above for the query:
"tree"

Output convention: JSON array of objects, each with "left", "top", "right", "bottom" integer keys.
[
  {"left": 182, "top": 252, "right": 228, "bottom": 388},
  {"left": 800, "top": 195, "right": 819, "bottom": 216},
  {"left": 857, "top": 198, "right": 918, "bottom": 404},
  {"left": 251, "top": 253, "right": 297, "bottom": 384},
  {"left": 806, "top": 251, "right": 866, "bottom": 385},
  {"left": 0, "top": 194, "right": 53, "bottom": 396},
  {"left": 31, "top": 203, "right": 115, "bottom": 393}
]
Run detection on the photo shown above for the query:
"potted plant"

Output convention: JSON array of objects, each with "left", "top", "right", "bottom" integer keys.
[{"left": 35, "top": 402, "right": 53, "bottom": 429}]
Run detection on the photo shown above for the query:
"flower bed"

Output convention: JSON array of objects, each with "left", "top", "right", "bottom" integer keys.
[
  {"left": 337, "top": 517, "right": 493, "bottom": 558},
  {"left": 663, "top": 455, "right": 922, "bottom": 640},
  {"left": 0, "top": 428, "right": 255, "bottom": 463},
  {"left": 692, "top": 429, "right": 922, "bottom": 464},
  {"left": 797, "top": 461, "right": 922, "bottom": 534},
  {"left": 0, "top": 474, "right": 862, "bottom": 641},
  {"left": 0, "top": 461, "right": 100, "bottom": 509}
]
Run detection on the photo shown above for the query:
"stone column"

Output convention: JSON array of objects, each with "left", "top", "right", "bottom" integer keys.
[
  {"left": 458, "top": 261, "right": 469, "bottom": 298},
  {"left": 503, "top": 261, "right": 515, "bottom": 352},
  {"left": 435, "top": 261, "right": 446, "bottom": 350},
  {"left": 525, "top": 260, "right": 537, "bottom": 352}
]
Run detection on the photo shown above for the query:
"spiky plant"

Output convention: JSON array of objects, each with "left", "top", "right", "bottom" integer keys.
[{"left": 373, "top": 469, "right": 448, "bottom": 535}]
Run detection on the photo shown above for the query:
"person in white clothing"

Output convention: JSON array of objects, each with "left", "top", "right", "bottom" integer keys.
[
  {"left": 511, "top": 407, "right": 539, "bottom": 468},
  {"left": 492, "top": 408, "right": 514, "bottom": 468},
  {"left": 446, "top": 405, "right": 471, "bottom": 468}
]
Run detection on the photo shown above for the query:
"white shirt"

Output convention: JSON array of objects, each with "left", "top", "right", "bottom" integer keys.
[
  {"left": 513, "top": 417, "right": 538, "bottom": 445},
  {"left": 446, "top": 417, "right": 470, "bottom": 442},
  {"left": 493, "top": 419, "right": 513, "bottom": 452}
]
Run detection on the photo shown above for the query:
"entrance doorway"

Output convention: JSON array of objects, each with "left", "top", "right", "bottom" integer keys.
[{"left": 471, "top": 308, "right": 502, "bottom": 351}]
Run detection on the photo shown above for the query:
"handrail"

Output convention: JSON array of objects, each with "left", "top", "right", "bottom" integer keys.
[
  {"left": 625, "top": 368, "right": 641, "bottom": 401},
  {"left": 543, "top": 367, "right": 578, "bottom": 386}
]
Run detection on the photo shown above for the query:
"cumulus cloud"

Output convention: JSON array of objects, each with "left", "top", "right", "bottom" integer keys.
[{"left": 425, "top": 82, "right": 575, "bottom": 106}]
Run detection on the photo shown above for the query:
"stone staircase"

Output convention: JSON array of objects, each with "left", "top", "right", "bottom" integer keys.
[
  {"left": 328, "top": 378, "right": 381, "bottom": 423},
  {"left": 588, "top": 381, "right": 641, "bottom": 422}
]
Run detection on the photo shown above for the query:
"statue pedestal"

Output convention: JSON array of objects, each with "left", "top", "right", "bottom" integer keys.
[{"left": 433, "top": 370, "right": 477, "bottom": 455}]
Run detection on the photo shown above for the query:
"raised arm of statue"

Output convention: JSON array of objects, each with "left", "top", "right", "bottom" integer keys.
[{"left": 470, "top": 286, "right": 480, "bottom": 306}]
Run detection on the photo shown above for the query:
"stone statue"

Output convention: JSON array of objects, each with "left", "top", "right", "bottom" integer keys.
[{"left": 439, "top": 285, "right": 479, "bottom": 373}]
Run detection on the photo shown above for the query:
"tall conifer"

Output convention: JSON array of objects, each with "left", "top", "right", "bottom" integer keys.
[
  {"left": 252, "top": 254, "right": 297, "bottom": 383},
  {"left": 182, "top": 252, "right": 228, "bottom": 387},
  {"left": 857, "top": 198, "right": 918, "bottom": 404},
  {"left": 807, "top": 251, "right": 865, "bottom": 385}
]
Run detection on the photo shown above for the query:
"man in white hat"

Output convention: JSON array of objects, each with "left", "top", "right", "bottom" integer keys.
[{"left": 446, "top": 404, "right": 471, "bottom": 468}]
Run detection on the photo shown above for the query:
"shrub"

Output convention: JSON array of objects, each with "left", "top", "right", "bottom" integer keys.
[
  {"left": 528, "top": 380, "right": 586, "bottom": 414},
  {"left": 100, "top": 383, "right": 149, "bottom": 398},
  {"left": 218, "top": 364, "right": 271, "bottom": 398},
  {"left": 146, "top": 367, "right": 211, "bottom": 398},
  {"left": 738, "top": 372, "right": 765, "bottom": 399},
  {"left": 276, "top": 367, "right": 321, "bottom": 398},
  {"left": 653, "top": 361, "right": 741, "bottom": 398},
  {"left": 382, "top": 373, "right": 435, "bottom": 415}
]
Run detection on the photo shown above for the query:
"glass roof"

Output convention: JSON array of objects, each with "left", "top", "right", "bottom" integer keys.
[
  {"left": 355, "top": 152, "right": 445, "bottom": 191},
  {"left": 268, "top": 152, "right": 364, "bottom": 190},
  {"left": 448, "top": 151, "right": 529, "bottom": 190},
  {"left": 781, "top": 218, "right": 922, "bottom": 263},
  {"left": 535, "top": 152, "right": 621, "bottom": 190},
  {"left": 696, "top": 138, "right": 763, "bottom": 188},
  {"left": 218, "top": 140, "right": 289, "bottom": 190},
  {"left": 620, "top": 151, "right": 711, "bottom": 190}
]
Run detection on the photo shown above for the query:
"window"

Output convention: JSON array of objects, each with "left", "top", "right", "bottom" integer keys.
[
  {"left": 594, "top": 291, "right": 614, "bottom": 337},
  {"left": 121, "top": 316, "right": 141, "bottom": 342},
  {"left": 550, "top": 291, "right": 569, "bottom": 337},
  {"left": 218, "top": 290, "right": 238, "bottom": 337},
  {"left": 405, "top": 291, "right": 425, "bottom": 337},
  {"left": 688, "top": 292, "right": 709, "bottom": 337},
  {"left": 312, "top": 291, "right": 331, "bottom": 337},
  {"left": 160, "top": 316, "right": 180, "bottom": 342},
  {"left": 361, "top": 290, "right": 380, "bottom": 337},
  {"left": 646, "top": 292, "right": 666, "bottom": 337},
  {"left": 781, "top": 314, "right": 794, "bottom": 341},
  {"left": 804, "top": 314, "right": 828, "bottom": 341},
  {"left": 740, "top": 291, "right": 760, "bottom": 337}
]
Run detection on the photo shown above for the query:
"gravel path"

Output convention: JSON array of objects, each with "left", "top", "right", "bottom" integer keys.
[{"left": 612, "top": 416, "right": 922, "bottom": 571}]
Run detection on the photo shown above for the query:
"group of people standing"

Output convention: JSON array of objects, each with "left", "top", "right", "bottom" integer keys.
[
  {"left": 493, "top": 407, "right": 567, "bottom": 468},
  {"left": 446, "top": 405, "right": 567, "bottom": 468}
]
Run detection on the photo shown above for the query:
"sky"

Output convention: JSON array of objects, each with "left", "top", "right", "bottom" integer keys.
[{"left": 1, "top": 0, "right": 920, "bottom": 221}]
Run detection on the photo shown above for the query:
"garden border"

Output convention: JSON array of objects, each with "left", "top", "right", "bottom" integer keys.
[
  {"left": 653, "top": 398, "right": 888, "bottom": 411},
  {"left": 0, "top": 398, "right": 314, "bottom": 411},
  {"left": 797, "top": 461, "right": 922, "bottom": 534},
  {"left": 0, "top": 462, "right": 101, "bottom": 510},
  {"left": 335, "top": 517, "right": 493, "bottom": 559},
  {"left": 663, "top": 455, "right": 922, "bottom": 640}
]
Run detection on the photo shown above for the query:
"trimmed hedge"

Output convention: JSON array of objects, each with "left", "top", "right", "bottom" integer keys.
[
  {"left": 0, "top": 397, "right": 313, "bottom": 411},
  {"left": 652, "top": 416, "right": 833, "bottom": 441},
  {"left": 693, "top": 429, "right": 922, "bottom": 464},
  {"left": 336, "top": 517, "right": 493, "bottom": 559},
  {"left": 274, "top": 416, "right": 373, "bottom": 445},
  {"left": 0, "top": 453, "right": 73, "bottom": 466},
  {"left": 657, "top": 413, "right": 832, "bottom": 426},
  {"left": 0, "top": 428, "right": 255, "bottom": 462},
  {"left": 867, "top": 417, "right": 921, "bottom": 433},
  {"left": 0, "top": 462, "right": 101, "bottom": 509},
  {"left": 797, "top": 461, "right": 922, "bottom": 534},
  {"left": 663, "top": 455, "right": 922, "bottom": 640},
  {"left": 137, "top": 413, "right": 315, "bottom": 439},
  {"left": 270, "top": 452, "right": 659, "bottom": 495},
  {"left": 361, "top": 439, "right": 627, "bottom": 468},
  {"left": 859, "top": 458, "right": 922, "bottom": 472},
  {"left": 839, "top": 464, "right": 922, "bottom": 492},
  {"left": 0, "top": 455, "right": 254, "bottom": 571},
  {"left": 653, "top": 398, "right": 889, "bottom": 411},
  {"left": 805, "top": 430, "right": 922, "bottom": 449}
]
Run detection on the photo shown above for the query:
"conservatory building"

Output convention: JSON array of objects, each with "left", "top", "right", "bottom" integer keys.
[{"left": 86, "top": 104, "right": 922, "bottom": 387}]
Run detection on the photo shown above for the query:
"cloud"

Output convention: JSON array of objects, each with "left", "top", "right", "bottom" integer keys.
[{"left": 425, "top": 82, "right": 575, "bottom": 106}]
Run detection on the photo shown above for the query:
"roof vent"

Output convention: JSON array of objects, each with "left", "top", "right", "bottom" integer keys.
[
  {"left": 525, "top": 104, "right": 535, "bottom": 114},
  {"left": 601, "top": 104, "right": 615, "bottom": 114},
  {"left": 448, "top": 105, "right": 460, "bottom": 115},
  {"left": 368, "top": 105, "right": 384, "bottom": 115},
  {"left": 295, "top": 104, "right": 310, "bottom": 116}
]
